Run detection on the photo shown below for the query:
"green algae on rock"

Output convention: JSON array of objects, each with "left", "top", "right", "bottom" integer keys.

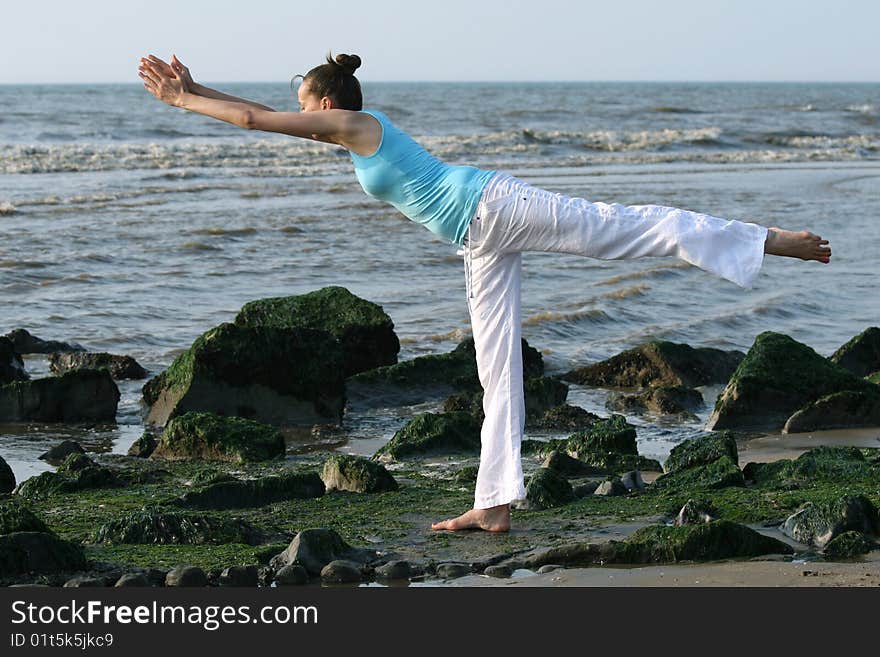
[
  {"left": 663, "top": 432, "right": 739, "bottom": 474},
  {"left": 742, "top": 446, "right": 875, "bottom": 487},
  {"left": 0, "top": 454, "right": 15, "bottom": 494},
  {"left": 563, "top": 340, "right": 744, "bottom": 388},
  {"left": 566, "top": 414, "right": 637, "bottom": 455},
  {"left": 235, "top": 286, "right": 400, "bottom": 377},
  {"left": 93, "top": 507, "right": 265, "bottom": 545},
  {"left": 174, "top": 472, "right": 325, "bottom": 510},
  {"left": 651, "top": 455, "right": 745, "bottom": 491},
  {"left": 823, "top": 530, "right": 877, "bottom": 559},
  {"left": 606, "top": 385, "right": 703, "bottom": 418},
  {"left": 780, "top": 494, "right": 879, "bottom": 548},
  {"left": 321, "top": 454, "right": 398, "bottom": 493},
  {"left": 530, "top": 404, "right": 600, "bottom": 432},
  {"left": 142, "top": 322, "right": 345, "bottom": 427},
  {"left": 272, "top": 527, "right": 376, "bottom": 577},
  {"left": 525, "top": 467, "right": 576, "bottom": 510},
  {"left": 0, "top": 531, "right": 88, "bottom": 575},
  {"left": 150, "top": 411, "right": 285, "bottom": 463},
  {"left": 48, "top": 351, "right": 148, "bottom": 380},
  {"left": 829, "top": 326, "right": 880, "bottom": 378},
  {"left": 441, "top": 376, "right": 568, "bottom": 424},
  {"left": 16, "top": 466, "right": 120, "bottom": 500},
  {"left": 0, "top": 498, "right": 49, "bottom": 535},
  {"left": 0, "top": 335, "right": 28, "bottom": 385},
  {"left": 374, "top": 411, "right": 481, "bottom": 461},
  {"left": 708, "top": 331, "right": 878, "bottom": 432},
  {"left": 0, "top": 369, "right": 119, "bottom": 422},
  {"left": 782, "top": 388, "right": 880, "bottom": 433}
]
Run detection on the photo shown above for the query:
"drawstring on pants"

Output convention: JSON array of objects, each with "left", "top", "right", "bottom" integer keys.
[{"left": 458, "top": 214, "right": 477, "bottom": 309}]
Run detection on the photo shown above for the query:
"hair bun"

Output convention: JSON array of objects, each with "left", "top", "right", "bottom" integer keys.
[{"left": 334, "top": 53, "right": 362, "bottom": 76}]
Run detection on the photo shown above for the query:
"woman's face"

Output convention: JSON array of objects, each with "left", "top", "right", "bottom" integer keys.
[{"left": 296, "top": 81, "right": 327, "bottom": 112}]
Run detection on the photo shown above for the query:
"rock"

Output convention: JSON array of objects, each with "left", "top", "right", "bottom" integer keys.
[
  {"left": 220, "top": 565, "right": 260, "bottom": 587},
  {"left": 115, "top": 573, "right": 150, "bottom": 587},
  {"left": 525, "top": 468, "right": 575, "bottom": 509},
  {"left": 0, "top": 531, "right": 87, "bottom": 574},
  {"left": 783, "top": 389, "right": 880, "bottom": 433},
  {"left": 823, "top": 531, "right": 876, "bottom": 559},
  {"left": 829, "top": 327, "right": 880, "bottom": 378},
  {"left": 606, "top": 385, "right": 703, "bottom": 417},
  {"left": 0, "top": 454, "right": 15, "bottom": 494},
  {"left": 0, "top": 498, "right": 49, "bottom": 534},
  {"left": 523, "top": 377, "right": 569, "bottom": 419},
  {"left": 64, "top": 577, "right": 103, "bottom": 587},
  {"left": 165, "top": 565, "right": 208, "bottom": 587},
  {"left": 49, "top": 352, "right": 149, "bottom": 380},
  {"left": 93, "top": 507, "right": 263, "bottom": 545},
  {"left": 16, "top": 466, "right": 120, "bottom": 500},
  {"left": 529, "top": 404, "right": 600, "bottom": 432},
  {"left": 483, "top": 564, "right": 512, "bottom": 578},
  {"left": 58, "top": 453, "right": 97, "bottom": 474},
  {"left": 321, "top": 454, "right": 398, "bottom": 493},
  {"left": 620, "top": 470, "right": 645, "bottom": 492},
  {"left": 743, "top": 446, "right": 873, "bottom": 487},
  {"left": 175, "top": 472, "right": 325, "bottom": 510},
  {"left": 3, "top": 328, "right": 85, "bottom": 354},
  {"left": 0, "top": 336, "right": 28, "bottom": 384},
  {"left": 674, "top": 499, "right": 717, "bottom": 525},
  {"left": 141, "top": 322, "right": 345, "bottom": 428},
  {"left": 128, "top": 433, "right": 158, "bottom": 458},
  {"left": 573, "top": 482, "right": 600, "bottom": 498},
  {"left": 542, "top": 450, "right": 608, "bottom": 477},
  {"left": 274, "top": 564, "right": 309, "bottom": 585},
  {"left": 868, "top": 371, "right": 880, "bottom": 385},
  {"left": 537, "top": 564, "right": 563, "bottom": 574},
  {"left": 275, "top": 528, "right": 376, "bottom": 577},
  {"left": 563, "top": 340, "right": 744, "bottom": 388},
  {"left": 374, "top": 411, "right": 481, "bottom": 461},
  {"left": 190, "top": 469, "right": 237, "bottom": 487},
  {"left": 374, "top": 560, "right": 412, "bottom": 580},
  {"left": 235, "top": 287, "right": 400, "bottom": 378},
  {"left": 780, "top": 495, "right": 879, "bottom": 548},
  {"left": 436, "top": 562, "right": 471, "bottom": 579},
  {"left": 150, "top": 411, "right": 285, "bottom": 462},
  {"left": 593, "top": 478, "right": 628, "bottom": 496},
  {"left": 453, "top": 466, "right": 479, "bottom": 484},
  {"left": 614, "top": 520, "right": 794, "bottom": 562},
  {"left": 0, "top": 369, "right": 119, "bottom": 422},
  {"left": 320, "top": 559, "right": 363, "bottom": 583},
  {"left": 707, "top": 332, "right": 877, "bottom": 431},
  {"left": 651, "top": 455, "right": 745, "bottom": 491},
  {"left": 663, "top": 432, "right": 739, "bottom": 474},
  {"left": 566, "top": 415, "right": 637, "bottom": 455},
  {"left": 39, "top": 440, "right": 85, "bottom": 463},
  {"left": 442, "top": 391, "right": 483, "bottom": 418}
]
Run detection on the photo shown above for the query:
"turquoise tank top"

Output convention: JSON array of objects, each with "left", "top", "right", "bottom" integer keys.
[{"left": 349, "top": 109, "right": 496, "bottom": 246}]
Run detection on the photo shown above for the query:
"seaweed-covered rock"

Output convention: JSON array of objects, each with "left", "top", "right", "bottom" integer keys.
[
  {"left": 780, "top": 495, "right": 879, "bottom": 548},
  {"left": 563, "top": 341, "right": 744, "bottom": 388},
  {"left": 620, "top": 470, "right": 646, "bottom": 492},
  {"left": 57, "top": 453, "right": 97, "bottom": 474},
  {"left": 375, "top": 560, "right": 413, "bottom": 580},
  {"left": 320, "top": 559, "right": 363, "bottom": 583},
  {"left": 0, "top": 336, "right": 28, "bottom": 384},
  {"left": 321, "top": 454, "right": 398, "bottom": 493},
  {"left": 235, "top": 287, "right": 400, "bottom": 377},
  {"left": 529, "top": 404, "right": 600, "bottom": 432},
  {"left": 0, "top": 369, "right": 119, "bottom": 422},
  {"left": 142, "top": 322, "right": 345, "bottom": 427},
  {"left": 663, "top": 432, "right": 739, "bottom": 474},
  {"left": 674, "top": 498, "right": 717, "bottom": 526},
  {"left": 0, "top": 499, "right": 49, "bottom": 535},
  {"left": 707, "top": 332, "right": 878, "bottom": 431},
  {"left": 606, "top": 385, "right": 703, "bottom": 417},
  {"left": 274, "top": 528, "right": 376, "bottom": 577},
  {"left": 525, "top": 467, "right": 575, "bottom": 509},
  {"left": 150, "top": 411, "right": 285, "bottom": 462},
  {"left": 0, "top": 531, "right": 88, "bottom": 574},
  {"left": 374, "top": 412, "right": 481, "bottom": 461},
  {"left": 0, "top": 454, "right": 15, "bottom": 494},
  {"left": 565, "top": 414, "right": 637, "bottom": 455},
  {"left": 783, "top": 389, "right": 880, "bottom": 433},
  {"left": 15, "top": 465, "right": 120, "bottom": 500},
  {"left": 274, "top": 564, "right": 309, "bottom": 586},
  {"left": 868, "top": 371, "right": 880, "bottom": 385},
  {"left": 220, "top": 565, "right": 260, "bottom": 587},
  {"left": 593, "top": 477, "right": 628, "bottom": 496},
  {"left": 39, "top": 440, "right": 85, "bottom": 463},
  {"left": 829, "top": 327, "right": 880, "bottom": 378},
  {"left": 743, "top": 446, "right": 873, "bottom": 487},
  {"left": 165, "top": 565, "right": 207, "bottom": 587},
  {"left": 651, "top": 455, "right": 745, "bottom": 491},
  {"left": 453, "top": 465, "right": 479, "bottom": 484},
  {"left": 49, "top": 351, "right": 148, "bottom": 380},
  {"left": 175, "top": 472, "right": 325, "bottom": 510},
  {"left": 542, "top": 451, "right": 608, "bottom": 477},
  {"left": 93, "top": 507, "right": 263, "bottom": 545},
  {"left": 613, "top": 520, "right": 794, "bottom": 562},
  {"left": 441, "top": 376, "right": 567, "bottom": 424},
  {"left": 823, "top": 531, "right": 876, "bottom": 559},
  {"left": 3, "top": 328, "right": 85, "bottom": 354},
  {"left": 128, "top": 433, "right": 158, "bottom": 458}
]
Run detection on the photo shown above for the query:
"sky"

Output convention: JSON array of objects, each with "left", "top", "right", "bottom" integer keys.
[{"left": 1, "top": 0, "right": 878, "bottom": 84}]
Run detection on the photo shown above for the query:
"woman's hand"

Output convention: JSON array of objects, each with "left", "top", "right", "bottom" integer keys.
[
  {"left": 138, "top": 54, "right": 190, "bottom": 107},
  {"left": 170, "top": 54, "right": 196, "bottom": 88}
]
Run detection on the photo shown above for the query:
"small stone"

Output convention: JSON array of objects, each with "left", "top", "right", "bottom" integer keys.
[
  {"left": 63, "top": 577, "right": 103, "bottom": 587},
  {"left": 375, "top": 560, "right": 412, "bottom": 580},
  {"left": 436, "top": 562, "right": 471, "bottom": 579},
  {"left": 620, "top": 470, "right": 645, "bottom": 491},
  {"left": 594, "top": 478, "right": 628, "bottom": 496},
  {"left": 219, "top": 565, "right": 260, "bottom": 587},
  {"left": 483, "top": 565, "right": 512, "bottom": 578},
  {"left": 573, "top": 482, "right": 600, "bottom": 498},
  {"left": 274, "top": 564, "right": 309, "bottom": 586},
  {"left": 39, "top": 440, "right": 85, "bottom": 463},
  {"left": 165, "top": 565, "right": 208, "bottom": 587},
  {"left": 320, "top": 559, "right": 363, "bottom": 583},
  {"left": 537, "top": 564, "right": 563, "bottom": 574},
  {"left": 115, "top": 573, "right": 149, "bottom": 587}
]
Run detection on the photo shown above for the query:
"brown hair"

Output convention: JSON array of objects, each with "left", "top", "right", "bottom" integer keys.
[{"left": 292, "top": 52, "right": 363, "bottom": 111}]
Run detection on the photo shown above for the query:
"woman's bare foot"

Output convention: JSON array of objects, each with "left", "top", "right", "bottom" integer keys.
[
  {"left": 431, "top": 504, "right": 511, "bottom": 532},
  {"left": 764, "top": 227, "right": 831, "bottom": 263}
]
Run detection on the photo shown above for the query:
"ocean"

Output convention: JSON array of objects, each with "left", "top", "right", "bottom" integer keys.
[{"left": 1, "top": 81, "right": 879, "bottom": 482}]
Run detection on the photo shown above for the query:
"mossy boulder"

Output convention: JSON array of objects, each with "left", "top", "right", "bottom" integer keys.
[
  {"left": 563, "top": 340, "right": 744, "bottom": 388},
  {"left": 868, "top": 371, "right": 880, "bottom": 385},
  {"left": 48, "top": 351, "right": 148, "bottom": 380},
  {"left": 0, "top": 454, "right": 15, "bottom": 494},
  {"left": 142, "top": 322, "right": 345, "bottom": 427},
  {"left": 530, "top": 404, "right": 600, "bottom": 432},
  {"left": 15, "top": 465, "right": 120, "bottom": 500},
  {"left": 542, "top": 450, "right": 609, "bottom": 476},
  {"left": 39, "top": 440, "right": 85, "bottom": 463},
  {"left": 128, "top": 433, "right": 158, "bottom": 458},
  {"left": 0, "top": 531, "right": 87, "bottom": 575},
  {"left": 663, "top": 432, "right": 739, "bottom": 474},
  {"left": 780, "top": 494, "right": 879, "bottom": 548},
  {"left": 235, "top": 286, "right": 400, "bottom": 377},
  {"left": 3, "top": 328, "right": 85, "bottom": 354},
  {"left": 606, "top": 385, "right": 703, "bottom": 417},
  {"left": 57, "top": 453, "right": 97, "bottom": 474},
  {"left": 374, "top": 412, "right": 481, "bottom": 461},
  {"left": 823, "top": 531, "right": 876, "bottom": 559},
  {"left": 441, "top": 376, "right": 567, "bottom": 424},
  {"left": 150, "top": 411, "right": 285, "bottom": 462},
  {"left": 566, "top": 414, "right": 637, "bottom": 455},
  {"left": 612, "top": 520, "right": 794, "bottom": 563},
  {"left": 525, "top": 467, "right": 575, "bottom": 509},
  {"left": 707, "top": 332, "right": 878, "bottom": 431},
  {"left": 743, "top": 446, "right": 873, "bottom": 487},
  {"left": 0, "top": 369, "right": 119, "bottom": 422},
  {"left": 829, "top": 327, "right": 880, "bottom": 378},
  {"left": 0, "top": 499, "right": 49, "bottom": 535},
  {"left": 321, "top": 454, "right": 398, "bottom": 493},
  {"left": 175, "top": 472, "right": 325, "bottom": 510},
  {"left": 93, "top": 507, "right": 263, "bottom": 545},
  {"left": 0, "top": 336, "right": 28, "bottom": 385},
  {"left": 273, "top": 527, "right": 376, "bottom": 577},
  {"left": 782, "top": 389, "right": 880, "bottom": 433},
  {"left": 651, "top": 455, "right": 745, "bottom": 491}
]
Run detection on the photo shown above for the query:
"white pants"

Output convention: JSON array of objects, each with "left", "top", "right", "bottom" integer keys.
[{"left": 462, "top": 171, "right": 768, "bottom": 509}]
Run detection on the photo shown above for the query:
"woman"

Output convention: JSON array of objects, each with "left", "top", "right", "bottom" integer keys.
[{"left": 138, "top": 53, "right": 832, "bottom": 533}]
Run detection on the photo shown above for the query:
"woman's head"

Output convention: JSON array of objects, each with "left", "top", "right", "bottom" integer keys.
[{"left": 294, "top": 53, "right": 363, "bottom": 112}]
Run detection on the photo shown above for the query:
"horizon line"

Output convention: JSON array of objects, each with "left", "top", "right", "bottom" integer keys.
[{"left": 2, "top": 79, "right": 879, "bottom": 86}]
